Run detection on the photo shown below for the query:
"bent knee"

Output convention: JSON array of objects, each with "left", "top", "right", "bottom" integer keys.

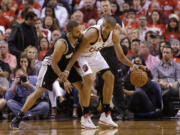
[
  {"left": 103, "top": 71, "right": 114, "bottom": 82},
  {"left": 83, "top": 74, "right": 94, "bottom": 85}
]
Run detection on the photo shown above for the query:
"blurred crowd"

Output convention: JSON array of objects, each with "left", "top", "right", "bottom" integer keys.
[{"left": 0, "top": 0, "right": 179, "bottom": 120}]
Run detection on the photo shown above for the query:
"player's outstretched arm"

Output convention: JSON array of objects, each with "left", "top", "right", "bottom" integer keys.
[
  {"left": 65, "top": 28, "right": 98, "bottom": 73},
  {"left": 112, "top": 30, "right": 133, "bottom": 67},
  {"left": 51, "top": 40, "right": 67, "bottom": 80}
]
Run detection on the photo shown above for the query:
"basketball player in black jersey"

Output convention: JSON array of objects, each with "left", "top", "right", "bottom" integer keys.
[{"left": 10, "top": 21, "right": 83, "bottom": 129}]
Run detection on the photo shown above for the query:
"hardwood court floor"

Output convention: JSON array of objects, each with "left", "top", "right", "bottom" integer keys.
[{"left": 0, "top": 120, "right": 180, "bottom": 135}]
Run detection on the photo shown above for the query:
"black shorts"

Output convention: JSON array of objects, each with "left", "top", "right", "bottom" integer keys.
[{"left": 37, "top": 64, "right": 82, "bottom": 90}]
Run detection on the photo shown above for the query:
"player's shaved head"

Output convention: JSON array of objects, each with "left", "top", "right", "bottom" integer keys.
[
  {"left": 104, "top": 16, "right": 116, "bottom": 27},
  {"left": 66, "top": 21, "right": 80, "bottom": 32}
]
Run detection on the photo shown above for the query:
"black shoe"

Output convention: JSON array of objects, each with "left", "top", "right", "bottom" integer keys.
[{"left": 10, "top": 116, "right": 22, "bottom": 129}]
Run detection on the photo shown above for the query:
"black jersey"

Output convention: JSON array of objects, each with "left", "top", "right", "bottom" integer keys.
[
  {"left": 38, "top": 33, "right": 82, "bottom": 90},
  {"left": 44, "top": 33, "right": 77, "bottom": 71}
]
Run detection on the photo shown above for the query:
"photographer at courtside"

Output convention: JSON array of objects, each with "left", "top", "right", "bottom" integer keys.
[{"left": 5, "top": 68, "right": 49, "bottom": 120}]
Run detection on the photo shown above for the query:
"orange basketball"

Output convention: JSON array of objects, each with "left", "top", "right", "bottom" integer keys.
[{"left": 130, "top": 69, "right": 148, "bottom": 87}]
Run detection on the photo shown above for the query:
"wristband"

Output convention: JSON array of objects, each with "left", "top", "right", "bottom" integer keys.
[{"left": 64, "top": 70, "right": 70, "bottom": 75}]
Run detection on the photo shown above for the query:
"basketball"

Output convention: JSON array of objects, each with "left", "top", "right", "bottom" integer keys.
[{"left": 130, "top": 69, "right": 148, "bottom": 87}]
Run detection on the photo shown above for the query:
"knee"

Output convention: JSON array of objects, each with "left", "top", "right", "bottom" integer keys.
[
  {"left": 0, "top": 99, "right": 6, "bottom": 106},
  {"left": 103, "top": 71, "right": 114, "bottom": 84},
  {"left": 83, "top": 75, "right": 94, "bottom": 86}
]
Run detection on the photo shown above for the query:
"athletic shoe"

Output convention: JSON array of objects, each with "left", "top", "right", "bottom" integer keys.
[
  {"left": 10, "top": 116, "right": 22, "bottom": 129},
  {"left": 99, "top": 112, "right": 118, "bottom": 128},
  {"left": 81, "top": 114, "right": 98, "bottom": 129}
]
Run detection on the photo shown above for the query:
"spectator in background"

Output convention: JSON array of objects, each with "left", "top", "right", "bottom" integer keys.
[
  {"left": 16, "top": 53, "right": 33, "bottom": 76},
  {"left": 35, "top": 18, "right": 51, "bottom": 42},
  {"left": 139, "top": 41, "right": 160, "bottom": 73},
  {"left": 8, "top": 12, "right": 38, "bottom": 58},
  {"left": 164, "top": 14, "right": 180, "bottom": 40},
  {"left": 43, "top": 4, "right": 60, "bottom": 29},
  {"left": 23, "top": 46, "right": 41, "bottom": 76},
  {"left": 147, "top": 32, "right": 160, "bottom": 57},
  {"left": 43, "top": 15, "right": 59, "bottom": 32},
  {"left": 152, "top": 46, "right": 180, "bottom": 92},
  {"left": 50, "top": 29, "right": 61, "bottom": 47},
  {"left": 152, "top": 45, "right": 180, "bottom": 116},
  {"left": 70, "top": 10, "right": 87, "bottom": 29},
  {"left": 138, "top": 15, "right": 149, "bottom": 40},
  {"left": 3, "top": 28, "right": 11, "bottom": 41},
  {"left": 147, "top": 1, "right": 169, "bottom": 25},
  {"left": 0, "top": 5, "right": 10, "bottom": 29},
  {"left": 0, "top": 49, "right": 10, "bottom": 118},
  {"left": 41, "top": 0, "right": 68, "bottom": 29},
  {"left": 158, "top": 0, "right": 178, "bottom": 16},
  {"left": 79, "top": 0, "right": 98, "bottom": 22},
  {"left": 128, "top": 28, "right": 139, "bottom": 41},
  {"left": 110, "top": 0, "right": 121, "bottom": 16},
  {"left": 123, "top": 56, "right": 162, "bottom": 117},
  {"left": 39, "top": 37, "right": 50, "bottom": 61},
  {"left": 0, "top": 31, "right": 4, "bottom": 41},
  {"left": 5, "top": 68, "right": 49, "bottom": 119},
  {"left": 147, "top": 10, "right": 165, "bottom": 36},
  {"left": 124, "top": 9, "right": 138, "bottom": 31},
  {"left": 0, "top": 40, "right": 17, "bottom": 72},
  {"left": 128, "top": 38, "right": 140, "bottom": 60},
  {"left": 120, "top": 37, "right": 131, "bottom": 56},
  {"left": 171, "top": 39, "right": 180, "bottom": 63},
  {"left": 159, "top": 41, "right": 170, "bottom": 60}
]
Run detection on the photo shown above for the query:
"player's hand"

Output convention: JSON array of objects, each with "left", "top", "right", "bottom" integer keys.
[
  {"left": 63, "top": 80, "right": 72, "bottom": 94},
  {"left": 138, "top": 65, "right": 147, "bottom": 71},
  {"left": 130, "top": 64, "right": 139, "bottom": 71},
  {"left": 58, "top": 71, "right": 69, "bottom": 82}
]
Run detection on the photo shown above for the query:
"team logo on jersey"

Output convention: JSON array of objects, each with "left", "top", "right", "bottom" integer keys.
[
  {"left": 82, "top": 64, "right": 88, "bottom": 72},
  {"left": 65, "top": 53, "right": 73, "bottom": 59}
]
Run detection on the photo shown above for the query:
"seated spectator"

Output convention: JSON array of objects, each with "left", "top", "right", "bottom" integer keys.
[
  {"left": 70, "top": 10, "right": 88, "bottom": 29},
  {"left": 42, "top": 4, "right": 60, "bottom": 31},
  {"left": 153, "top": 46, "right": 180, "bottom": 92},
  {"left": 139, "top": 41, "right": 160, "bottom": 73},
  {"left": 0, "top": 50, "right": 10, "bottom": 118},
  {"left": 23, "top": 46, "right": 42, "bottom": 75},
  {"left": 120, "top": 37, "right": 131, "bottom": 56},
  {"left": 128, "top": 38, "right": 140, "bottom": 60},
  {"left": 35, "top": 18, "right": 52, "bottom": 42},
  {"left": 40, "top": 0, "right": 68, "bottom": 29},
  {"left": 0, "top": 5, "right": 10, "bottom": 29},
  {"left": 16, "top": 53, "right": 33, "bottom": 76},
  {"left": 3, "top": 28, "right": 11, "bottom": 41},
  {"left": 50, "top": 29, "right": 61, "bottom": 47},
  {"left": 123, "top": 56, "right": 162, "bottom": 118},
  {"left": 164, "top": 14, "right": 180, "bottom": 40},
  {"left": 171, "top": 39, "right": 180, "bottom": 63},
  {"left": 5, "top": 68, "right": 49, "bottom": 119},
  {"left": 128, "top": 28, "right": 139, "bottom": 41},
  {"left": 147, "top": 1, "right": 169, "bottom": 25},
  {"left": 43, "top": 15, "right": 59, "bottom": 32},
  {"left": 147, "top": 32, "right": 160, "bottom": 57},
  {"left": 147, "top": 10, "right": 165, "bottom": 36},
  {"left": 39, "top": 37, "right": 50, "bottom": 61},
  {"left": 79, "top": 0, "right": 98, "bottom": 22},
  {"left": 0, "top": 40, "right": 17, "bottom": 72}
]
